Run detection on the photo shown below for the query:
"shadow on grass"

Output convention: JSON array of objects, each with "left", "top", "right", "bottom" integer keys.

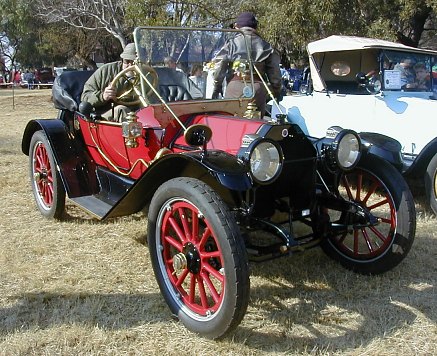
[
  {"left": 235, "top": 234, "right": 436, "bottom": 352},
  {"left": 0, "top": 292, "right": 170, "bottom": 334},
  {"left": 1, "top": 221, "right": 434, "bottom": 353}
]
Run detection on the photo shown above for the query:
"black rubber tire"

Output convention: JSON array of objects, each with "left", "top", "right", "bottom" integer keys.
[
  {"left": 425, "top": 152, "right": 437, "bottom": 215},
  {"left": 29, "top": 130, "right": 66, "bottom": 219},
  {"left": 321, "top": 154, "right": 416, "bottom": 274},
  {"left": 147, "top": 177, "right": 250, "bottom": 339}
]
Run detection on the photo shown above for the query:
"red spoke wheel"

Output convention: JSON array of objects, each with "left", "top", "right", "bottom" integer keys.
[
  {"left": 148, "top": 178, "right": 249, "bottom": 339},
  {"left": 321, "top": 155, "right": 416, "bottom": 274},
  {"left": 29, "top": 131, "right": 65, "bottom": 219}
]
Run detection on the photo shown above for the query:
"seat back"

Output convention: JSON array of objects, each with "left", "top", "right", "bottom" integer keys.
[
  {"left": 159, "top": 84, "right": 192, "bottom": 101},
  {"left": 52, "top": 70, "right": 95, "bottom": 111},
  {"left": 154, "top": 67, "right": 202, "bottom": 102}
]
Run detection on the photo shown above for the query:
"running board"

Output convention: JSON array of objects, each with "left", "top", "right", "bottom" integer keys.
[{"left": 69, "top": 195, "right": 114, "bottom": 220}]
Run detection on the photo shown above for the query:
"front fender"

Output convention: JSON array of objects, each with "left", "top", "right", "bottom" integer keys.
[
  {"left": 359, "top": 132, "right": 403, "bottom": 171},
  {"left": 154, "top": 150, "right": 252, "bottom": 192},
  {"left": 22, "top": 119, "right": 98, "bottom": 197},
  {"left": 105, "top": 150, "right": 252, "bottom": 219}
]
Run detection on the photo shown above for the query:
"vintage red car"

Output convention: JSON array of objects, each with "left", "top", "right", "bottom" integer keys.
[{"left": 22, "top": 27, "right": 416, "bottom": 339}]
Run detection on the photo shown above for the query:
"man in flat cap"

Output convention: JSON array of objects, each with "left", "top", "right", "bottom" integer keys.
[
  {"left": 212, "top": 12, "right": 282, "bottom": 117},
  {"left": 81, "top": 43, "right": 139, "bottom": 121}
]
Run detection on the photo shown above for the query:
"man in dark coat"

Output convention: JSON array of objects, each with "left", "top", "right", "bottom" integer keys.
[{"left": 212, "top": 12, "right": 282, "bottom": 117}]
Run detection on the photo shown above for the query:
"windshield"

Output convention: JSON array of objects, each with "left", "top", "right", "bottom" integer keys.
[
  {"left": 133, "top": 27, "right": 255, "bottom": 102},
  {"left": 381, "top": 50, "right": 435, "bottom": 92}
]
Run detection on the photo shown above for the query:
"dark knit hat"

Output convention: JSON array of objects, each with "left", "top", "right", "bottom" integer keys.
[
  {"left": 236, "top": 12, "right": 258, "bottom": 29},
  {"left": 120, "top": 43, "right": 136, "bottom": 61}
]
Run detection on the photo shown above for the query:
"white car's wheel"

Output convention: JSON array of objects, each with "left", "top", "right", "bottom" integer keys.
[{"left": 425, "top": 152, "right": 437, "bottom": 215}]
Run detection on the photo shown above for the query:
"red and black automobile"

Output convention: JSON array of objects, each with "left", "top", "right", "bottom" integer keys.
[{"left": 22, "top": 27, "right": 416, "bottom": 339}]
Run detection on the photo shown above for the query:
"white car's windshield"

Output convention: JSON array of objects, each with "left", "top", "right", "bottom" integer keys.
[{"left": 381, "top": 50, "right": 435, "bottom": 92}]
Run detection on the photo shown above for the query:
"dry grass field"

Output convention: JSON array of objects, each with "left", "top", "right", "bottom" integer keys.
[{"left": 0, "top": 89, "right": 436, "bottom": 355}]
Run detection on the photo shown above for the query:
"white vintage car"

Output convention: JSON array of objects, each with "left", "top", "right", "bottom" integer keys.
[{"left": 272, "top": 35, "right": 437, "bottom": 214}]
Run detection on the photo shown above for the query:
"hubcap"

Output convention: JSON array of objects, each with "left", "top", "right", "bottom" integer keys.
[
  {"left": 171, "top": 243, "right": 201, "bottom": 275},
  {"left": 183, "top": 242, "right": 201, "bottom": 274}
]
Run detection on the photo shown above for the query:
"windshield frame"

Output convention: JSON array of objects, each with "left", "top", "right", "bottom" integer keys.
[{"left": 132, "top": 26, "right": 256, "bottom": 104}]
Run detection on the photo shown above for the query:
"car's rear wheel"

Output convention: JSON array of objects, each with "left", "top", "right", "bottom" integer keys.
[
  {"left": 29, "top": 130, "right": 66, "bottom": 219},
  {"left": 425, "top": 152, "right": 437, "bottom": 215},
  {"left": 147, "top": 177, "right": 250, "bottom": 339},
  {"left": 321, "top": 155, "right": 416, "bottom": 274}
]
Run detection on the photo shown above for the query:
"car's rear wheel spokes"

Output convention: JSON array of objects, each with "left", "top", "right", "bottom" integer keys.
[
  {"left": 29, "top": 131, "right": 66, "bottom": 219},
  {"left": 33, "top": 142, "right": 54, "bottom": 208},
  {"left": 160, "top": 201, "right": 225, "bottom": 316}
]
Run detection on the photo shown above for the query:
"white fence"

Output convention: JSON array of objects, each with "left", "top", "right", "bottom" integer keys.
[{"left": 0, "top": 82, "right": 53, "bottom": 89}]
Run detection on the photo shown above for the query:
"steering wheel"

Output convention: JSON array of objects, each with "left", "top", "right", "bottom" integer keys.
[
  {"left": 110, "top": 63, "right": 159, "bottom": 106},
  {"left": 356, "top": 71, "right": 382, "bottom": 94}
]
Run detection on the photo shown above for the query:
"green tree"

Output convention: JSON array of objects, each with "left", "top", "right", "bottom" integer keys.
[
  {"left": 255, "top": 0, "right": 437, "bottom": 66},
  {"left": 35, "top": 0, "right": 131, "bottom": 47},
  {"left": 0, "top": 0, "right": 67, "bottom": 71},
  {"left": 14, "top": 0, "right": 437, "bottom": 71},
  {"left": 124, "top": 0, "right": 247, "bottom": 28},
  {"left": 36, "top": 23, "right": 121, "bottom": 69},
  {"left": 0, "top": 0, "right": 35, "bottom": 73}
]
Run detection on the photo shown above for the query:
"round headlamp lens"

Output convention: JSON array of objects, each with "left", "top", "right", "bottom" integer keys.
[
  {"left": 337, "top": 133, "right": 360, "bottom": 169},
  {"left": 250, "top": 141, "right": 281, "bottom": 182}
]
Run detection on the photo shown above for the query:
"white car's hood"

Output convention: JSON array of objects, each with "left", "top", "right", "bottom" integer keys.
[{"left": 274, "top": 91, "right": 436, "bottom": 156}]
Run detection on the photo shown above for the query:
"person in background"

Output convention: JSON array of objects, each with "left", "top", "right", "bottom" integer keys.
[
  {"left": 189, "top": 63, "right": 206, "bottom": 96},
  {"left": 24, "top": 70, "right": 35, "bottom": 90},
  {"left": 81, "top": 43, "right": 138, "bottom": 121},
  {"left": 164, "top": 56, "right": 177, "bottom": 69},
  {"left": 279, "top": 64, "right": 290, "bottom": 95},
  {"left": 405, "top": 62, "right": 430, "bottom": 90},
  {"left": 393, "top": 58, "right": 416, "bottom": 88},
  {"left": 211, "top": 12, "right": 282, "bottom": 117},
  {"left": 13, "top": 70, "right": 21, "bottom": 86},
  {"left": 164, "top": 56, "right": 184, "bottom": 72}
]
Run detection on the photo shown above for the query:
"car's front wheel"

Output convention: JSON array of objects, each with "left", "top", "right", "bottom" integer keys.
[
  {"left": 321, "top": 155, "right": 416, "bottom": 274},
  {"left": 425, "top": 152, "right": 437, "bottom": 215},
  {"left": 147, "top": 177, "right": 250, "bottom": 339},
  {"left": 29, "top": 130, "right": 66, "bottom": 219}
]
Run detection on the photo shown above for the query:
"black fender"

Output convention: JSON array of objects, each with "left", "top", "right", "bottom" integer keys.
[
  {"left": 358, "top": 132, "right": 403, "bottom": 170},
  {"left": 105, "top": 150, "right": 252, "bottom": 219},
  {"left": 402, "top": 138, "right": 437, "bottom": 178},
  {"left": 21, "top": 119, "right": 99, "bottom": 198}
]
